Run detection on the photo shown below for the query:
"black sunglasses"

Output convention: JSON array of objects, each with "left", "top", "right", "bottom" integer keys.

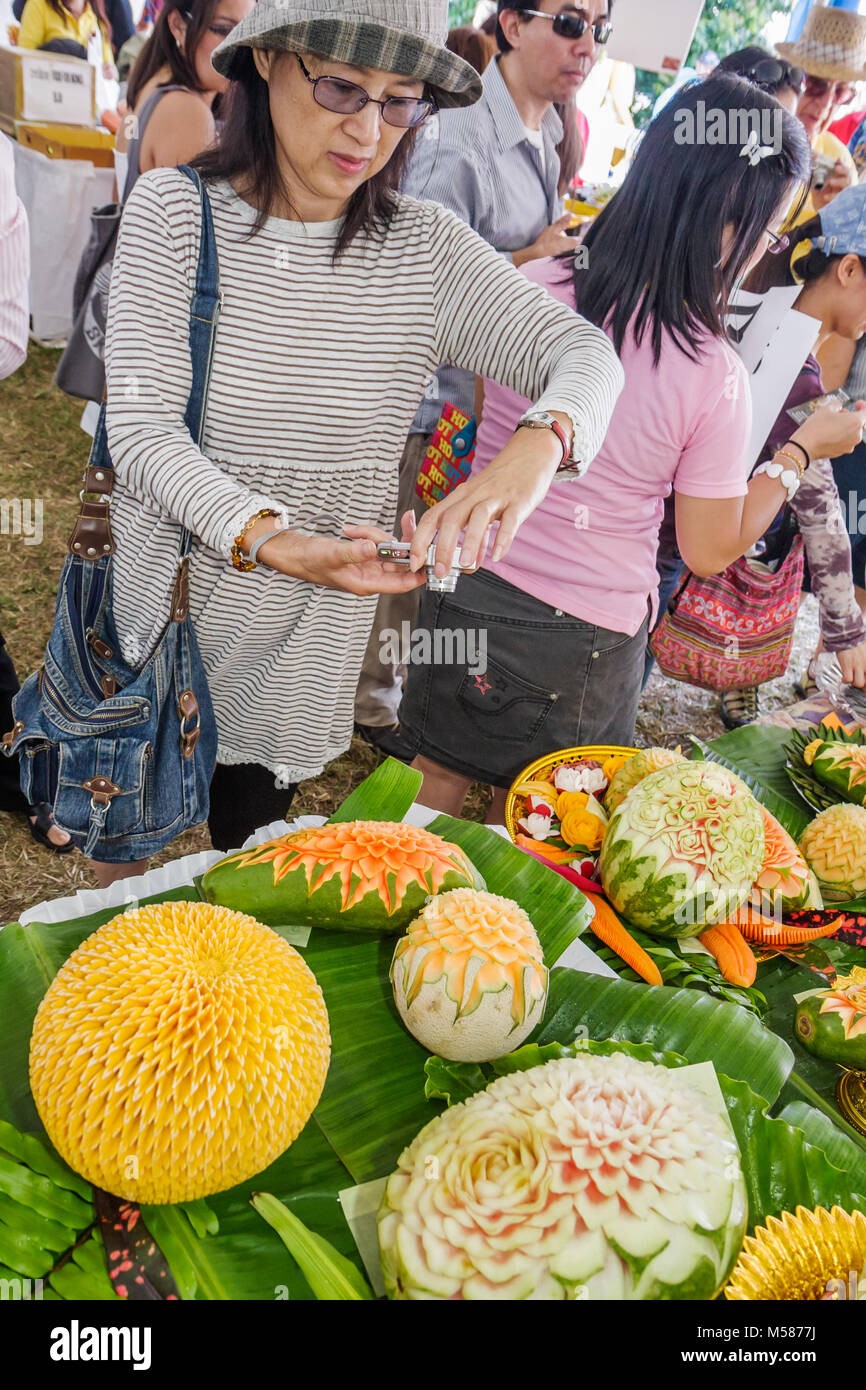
[
  {"left": 519, "top": 9, "right": 613, "bottom": 44},
  {"left": 746, "top": 57, "right": 805, "bottom": 94},
  {"left": 296, "top": 53, "right": 436, "bottom": 128}
]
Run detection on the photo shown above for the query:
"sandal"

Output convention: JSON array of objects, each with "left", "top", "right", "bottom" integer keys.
[
  {"left": 720, "top": 686, "right": 760, "bottom": 730},
  {"left": 26, "top": 802, "right": 75, "bottom": 854},
  {"left": 794, "top": 661, "right": 819, "bottom": 701}
]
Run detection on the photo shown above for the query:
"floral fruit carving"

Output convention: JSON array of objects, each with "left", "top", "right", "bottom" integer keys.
[
  {"left": 604, "top": 747, "right": 687, "bottom": 816},
  {"left": 29, "top": 902, "right": 331, "bottom": 1204},
  {"left": 599, "top": 761, "right": 764, "bottom": 935},
  {"left": 378, "top": 1053, "right": 746, "bottom": 1300},
  {"left": 795, "top": 966, "right": 866, "bottom": 1067},
  {"left": 202, "top": 820, "right": 484, "bottom": 932},
  {"left": 390, "top": 889, "right": 548, "bottom": 1062},
  {"left": 804, "top": 740, "right": 866, "bottom": 807},
  {"left": 750, "top": 806, "right": 822, "bottom": 914},
  {"left": 799, "top": 804, "right": 866, "bottom": 902}
]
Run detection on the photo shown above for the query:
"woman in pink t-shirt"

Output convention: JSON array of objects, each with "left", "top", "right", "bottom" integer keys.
[{"left": 400, "top": 74, "right": 866, "bottom": 821}]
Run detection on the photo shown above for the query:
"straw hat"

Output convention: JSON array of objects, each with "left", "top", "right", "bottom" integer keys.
[
  {"left": 211, "top": 0, "right": 483, "bottom": 108},
  {"left": 778, "top": 3, "right": 866, "bottom": 83}
]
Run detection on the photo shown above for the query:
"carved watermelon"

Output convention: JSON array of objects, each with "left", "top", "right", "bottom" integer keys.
[
  {"left": 599, "top": 761, "right": 765, "bottom": 936},
  {"left": 202, "top": 820, "right": 485, "bottom": 932},
  {"left": 751, "top": 806, "right": 822, "bottom": 914}
]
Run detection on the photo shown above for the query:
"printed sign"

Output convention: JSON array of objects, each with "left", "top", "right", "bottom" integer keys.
[
  {"left": 20, "top": 57, "right": 94, "bottom": 127},
  {"left": 725, "top": 285, "right": 821, "bottom": 468}
]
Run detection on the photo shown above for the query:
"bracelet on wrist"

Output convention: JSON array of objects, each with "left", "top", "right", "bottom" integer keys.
[
  {"left": 753, "top": 458, "right": 800, "bottom": 502},
  {"left": 783, "top": 437, "right": 811, "bottom": 469},
  {"left": 231, "top": 508, "right": 279, "bottom": 572},
  {"left": 774, "top": 447, "right": 807, "bottom": 479}
]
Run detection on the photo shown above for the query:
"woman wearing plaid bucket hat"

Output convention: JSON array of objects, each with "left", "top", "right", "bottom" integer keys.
[{"left": 91, "top": 0, "right": 623, "bottom": 883}]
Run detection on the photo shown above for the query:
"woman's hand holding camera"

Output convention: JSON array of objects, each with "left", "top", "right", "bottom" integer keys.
[
  {"left": 246, "top": 511, "right": 426, "bottom": 597},
  {"left": 792, "top": 399, "right": 866, "bottom": 462}
]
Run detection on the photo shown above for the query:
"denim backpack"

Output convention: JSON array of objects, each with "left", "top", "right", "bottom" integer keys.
[{"left": 2, "top": 166, "right": 218, "bottom": 862}]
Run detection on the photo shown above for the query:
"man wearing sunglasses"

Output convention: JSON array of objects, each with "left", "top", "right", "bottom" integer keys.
[{"left": 353, "top": 0, "right": 611, "bottom": 753}]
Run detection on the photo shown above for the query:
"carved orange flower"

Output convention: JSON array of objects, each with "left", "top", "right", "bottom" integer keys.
[
  {"left": 818, "top": 967, "right": 866, "bottom": 1042},
  {"left": 230, "top": 821, "right": 475, "bottom": 915}
]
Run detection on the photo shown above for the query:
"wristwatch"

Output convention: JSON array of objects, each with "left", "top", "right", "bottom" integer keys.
[{"left": 515, "top": 410, "right": 572, "bottom": 468}]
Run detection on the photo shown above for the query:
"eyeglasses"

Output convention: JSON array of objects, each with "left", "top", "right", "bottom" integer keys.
[
  {"left": 295, "top": 53, "right": 436, "bottom": 128},
  {"left": 766, "top": 228, "right": 790, "bottom": 256},
  {"left": 746, "top": 57, "right": 805, "bottom": 95},
  {"left": 519, "top": 10, "right": 613, "bottom": 45},
  {"left": 803, "top": 74, "right": 856, "bottom": 106}
]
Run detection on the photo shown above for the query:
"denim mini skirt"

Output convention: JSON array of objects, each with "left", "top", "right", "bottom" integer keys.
[{"left": 399, "top": 567, "right": 649, "bottom": 788}]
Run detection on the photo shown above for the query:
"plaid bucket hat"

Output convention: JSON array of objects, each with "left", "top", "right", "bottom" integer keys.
[{"left": 211, "top": 0, "right": 483, "bottom": 108}]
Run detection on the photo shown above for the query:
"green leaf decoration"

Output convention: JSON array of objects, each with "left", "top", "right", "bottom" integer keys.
[
  {"left": 691, "top": 730, "right": 811, "bottom": 837},
  {"left": 326, "top": 758, "right": 422, "bottom": 825},
  {"left": 48, "top": 1232, "right": 119, "bottom": 1301},
  {"left": 423, "top": 1056, "right": 490, "bottom": 1107},
  {"left": 535, "top": 968, "right": 793, "bottom": 1104},
  {"left": 777, "top": 1101, "right": 866, "bottom": 1190},
  {"left": 426, "top": 813, "right": 594, "bottom": 965},
  {"left": 251, "top": 1192, "right": 373, "bottom": 1300}
]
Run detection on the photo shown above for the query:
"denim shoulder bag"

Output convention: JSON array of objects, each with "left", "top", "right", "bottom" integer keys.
[{"left": 2, "top": 166, "right": 219, "bottom": 862}]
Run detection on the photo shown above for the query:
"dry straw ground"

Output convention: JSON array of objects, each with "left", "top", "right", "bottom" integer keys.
[{"left": 0, "top": 346, "right": 819, "bottom": 922}]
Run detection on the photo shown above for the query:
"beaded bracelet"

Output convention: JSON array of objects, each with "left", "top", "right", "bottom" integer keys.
[
  {"left": 231, "top": 509, "right": 279, "bottom": 572},
  {"left": 782, "top": 437, "right": 810, "bottom": 469}
]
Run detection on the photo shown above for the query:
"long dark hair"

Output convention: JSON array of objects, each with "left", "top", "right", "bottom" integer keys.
[
  {"left": 47, "top": 0, "right": 111, "bottom": 46},
  {"left": 745, "top": 214, "right": 866, "bottom": 295},
  {"left": 127, "top": 0, "right": 220, "bottom": 108},
  {"left": 575, "top": 74, "right": 812, "bottom": 364},
  {"left": 191, "top": 47, "right": 420, "bottom": 261}
]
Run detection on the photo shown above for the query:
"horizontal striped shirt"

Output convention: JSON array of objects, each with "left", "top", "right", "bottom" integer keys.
[
  {"left": 0, "top": 135, "right": 29, "bottom": 381},
  {"left": 104, "top": 168, "right": 623, "bottom": 779}
]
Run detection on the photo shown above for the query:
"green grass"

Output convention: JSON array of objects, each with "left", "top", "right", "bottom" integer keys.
[{"left": 0, "top": 348, "right": 490, "bottom": 922}]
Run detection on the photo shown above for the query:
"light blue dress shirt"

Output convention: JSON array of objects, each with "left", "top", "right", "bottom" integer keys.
[{"left": 403, "top": 55, "right": 564, "bottom": 431}]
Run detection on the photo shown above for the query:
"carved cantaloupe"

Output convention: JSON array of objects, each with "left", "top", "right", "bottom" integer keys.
[
  {"left": 390, "top": 888, "right": 548, "bottom": 1061},
  {"left": 202, "top": 821, "right": 485, "bottom": 932},
  {"left": 29, "top": 902, "right": 331, "bottom": 1204}
]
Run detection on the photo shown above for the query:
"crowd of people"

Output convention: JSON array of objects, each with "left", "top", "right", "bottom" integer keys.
[{"left": 4, "top": 0, "right": 866, "bottom": 879}]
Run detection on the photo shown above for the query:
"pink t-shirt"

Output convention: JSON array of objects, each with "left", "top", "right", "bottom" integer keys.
[{"left": 475, "top": 256, "right": 752, "bottom": 635}]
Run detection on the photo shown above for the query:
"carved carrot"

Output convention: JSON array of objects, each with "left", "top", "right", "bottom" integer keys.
[
  {"left": 698, "top": 921, "right": 758, "bottom": 987},
  {"left": 738, "top": 912, "right": 847, "bottom": 946},
  {"left": 588, "top": 897, "right": 663, "bottom": 987}
]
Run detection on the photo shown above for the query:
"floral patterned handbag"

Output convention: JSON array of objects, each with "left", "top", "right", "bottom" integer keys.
[{"left": 649, "top": 536, "right": 805, "bottom": 692}]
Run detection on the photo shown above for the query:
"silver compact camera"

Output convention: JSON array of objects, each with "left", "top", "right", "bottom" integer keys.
[
  {"left": 812, "top": 153, "right": 837, "bottom": 191},
  {"left": 376, "top": 541, "right": 473, "bottom": 593}
]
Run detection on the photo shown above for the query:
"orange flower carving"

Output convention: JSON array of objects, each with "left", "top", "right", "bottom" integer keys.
[
  {"left": 818, "top": 967, "right": 866, "bottom": 1042},
  {"left": 228, "top": 821, "right": 475, "bottom": 916}
]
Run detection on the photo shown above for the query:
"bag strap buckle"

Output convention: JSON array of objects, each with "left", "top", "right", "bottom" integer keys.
[
  {"left": 177, "top": 688, "right": 200, "bottom": 759},
  {"left": 170, "top": 557, "right": 190, "bottom": 622},
  {"left": 81, "top": 775, "right": 122, "bottom": 807},
  {"left": 1, "top": 721, "right": 25, "bottom": 750}
]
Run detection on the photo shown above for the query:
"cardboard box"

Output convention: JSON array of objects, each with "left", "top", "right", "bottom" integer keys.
[
  {"left": 15, "top": 119, "right": 114, "bottom": 166},
  {"left": 0, "top": 46, "right": 96, "bottom": 133}
]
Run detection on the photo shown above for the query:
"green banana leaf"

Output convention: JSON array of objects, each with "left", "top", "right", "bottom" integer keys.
[
  {"left": 777, "top": 1100, "right": 866, "bottom": 1190},
  {"left": 326, "top": 757, "right": 421, "bottom": 824},
  {"left": 533, "top": 968, "right": 792, "bottom": 1104},
  {"left": 692, "top": 729, "right": 811, "bottom": 837}
]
